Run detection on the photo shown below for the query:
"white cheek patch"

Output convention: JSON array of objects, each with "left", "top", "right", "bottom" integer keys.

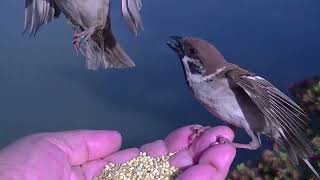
[{"left": 182, "top": 56, "right": 227, "bottom": 83}]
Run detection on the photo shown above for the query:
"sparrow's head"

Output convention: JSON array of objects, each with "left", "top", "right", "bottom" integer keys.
[{"left": 167, "top": 36, "right": 226, "bottom": 77}]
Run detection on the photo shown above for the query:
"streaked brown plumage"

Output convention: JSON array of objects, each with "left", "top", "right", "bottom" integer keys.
[{"left": 24, "top": 0, "right": 143, "bottom": 70}]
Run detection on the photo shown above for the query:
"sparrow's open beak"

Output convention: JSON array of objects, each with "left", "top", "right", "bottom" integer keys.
[{"left": 166, "top": 36, "right": 184, "bottom": 58}]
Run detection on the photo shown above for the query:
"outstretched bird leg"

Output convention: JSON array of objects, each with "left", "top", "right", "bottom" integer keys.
[
  {"left": 218, "top": 124, "right": 261, "bottom": 150},
  {"left": 187, "top": 124, "right": 260, "bottom": 151},
  {"left": 187, "top": 124, "right": 237, "bottom": 148},
  {"left": 72, "top": 26, "right": 98, "bottom": 55},
  {"left": 232, "top": 142, "right": 256, "bottom": 149},
  {"left": 216, "top": 135, "right": 261, "bottom": 150}
]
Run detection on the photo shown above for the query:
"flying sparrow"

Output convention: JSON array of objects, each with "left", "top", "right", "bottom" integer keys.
[
  {"left": 167, "top": 36, "right": 319, "bottom": 177},
  {"left": 24, "top": 0, "right": 143, "bottom": 69}
]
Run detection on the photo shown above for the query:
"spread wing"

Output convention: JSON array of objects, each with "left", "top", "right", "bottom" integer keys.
[
  {"left": 121, "top": 0, "right": 143, "bottom": 36},
  {"left": 24, "top": 0, "right": 61, "bottom": 36},
  {"left": 225, "top": 65, "right": 313, "bottom": 163}
]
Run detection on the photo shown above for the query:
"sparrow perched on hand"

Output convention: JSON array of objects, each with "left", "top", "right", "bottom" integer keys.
[
  {"left": 24, "top": 0, "right": 143, "bottom": 70},
  {"left": 167, "top": 36, "right": 319, "bottom": 177}
]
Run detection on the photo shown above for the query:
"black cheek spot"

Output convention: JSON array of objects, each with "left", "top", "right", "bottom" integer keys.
[
  {"left": 190, "top": 48, "right": 197, "bottom": 55},
  {"left": 188, "top": 61, "right": 201, "bottom": 74}
]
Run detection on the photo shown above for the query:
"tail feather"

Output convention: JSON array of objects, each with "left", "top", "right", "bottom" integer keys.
[
  {"left": 276, "top": 135, "right": 319, "bottom": 178},
  {"left": 303, "top": 158, "right": 320, "bottom": 179},
  {"left": 121, "top": 0, "right": 144, "bottom": 36},
  {"left": 102, "top": 44, "right": 135, "bottom": 69},
  {"left": 76, "top": 26, "right": 135, "bottom": 70}
]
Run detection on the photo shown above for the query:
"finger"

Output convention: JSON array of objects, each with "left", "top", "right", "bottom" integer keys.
[
  {"left": 169, "top": 149, "right": 194, "bottom": 170},
  {"left": 190, "top": 126, "right": 234, "bottom": 159},
  {"left": 83, "top": 148, "right": 140, "bottom": 180},
  {"left": 81, "top": 159, "right": 107, "bottom": 180},
  {"left": 44, "top": 130, "right": 122, "bottom": 165},
  {"left": 140, "top": 125, "right": 203, "bottom": 158},
  {"left": 70, "top": 166, "right": 85, "bottom": 180},
  {"left": 140, "top": 140, "right": 168, "bottom": 157},
  {"left": 169, "top": 126, "right": 234, "bottom": 169},
  {"left": 164, "top": 125, "right": 203, "bottom": 153},
  {"left": 176, "top": 164, "right": 217, "bottom": 180},
  {"left": 198, "top": 144, "right": 236, "bottom": 179},
  {"left": 104, "top": 148, "right": 139, "bottom": 164}
]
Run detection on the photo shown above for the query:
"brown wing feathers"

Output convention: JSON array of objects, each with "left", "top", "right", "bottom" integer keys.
[{"left": 226, "top": 67, "right": 313, "bottom": 164}]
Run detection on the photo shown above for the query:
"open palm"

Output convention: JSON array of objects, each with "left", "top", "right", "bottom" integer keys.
[{"left": 0, "top": 125, "right": 235, "bottom": 180}]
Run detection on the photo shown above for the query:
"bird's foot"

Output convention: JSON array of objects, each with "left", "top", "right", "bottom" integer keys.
[
  {"left": 216, "top": 136, "right": 232, "bottom": 144},
  {"left": 210, "top": 136, "right": 232, "bottom": 146},
  {"left": 213, "top": 136, "right": 259, "bottom": 150},
  {"left": 72, "top": 26, "right": 97, "bottom": 55},
  {"left": 187, "top": 126, "right": 210, "bottom": 149},
  {"left": 72, "top": 39, "right": 81, "bottom": 56}
]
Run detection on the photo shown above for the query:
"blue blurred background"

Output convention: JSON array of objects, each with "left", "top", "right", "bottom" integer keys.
[{"left": 0, "top": 0, "right": 320, "bottom": 165}]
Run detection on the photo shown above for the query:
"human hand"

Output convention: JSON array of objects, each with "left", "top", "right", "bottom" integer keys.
[
  {"left": 140, "top": 125, "right": 236, "bottom": 180},
  {"left": 0, "top": 125, "right": 235, "bottom": 180},
  {"left": 0, "top": 130, "right": 122, "bottom": 180}
]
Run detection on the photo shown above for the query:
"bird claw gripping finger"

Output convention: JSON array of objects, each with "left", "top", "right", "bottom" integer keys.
[
  {"left": 187, "top": 126, "right": 211, "bottom": 149},
  {"left": 214, "top": 136, "right": 249, "bottom": 147},
  {"left": 215, "top": 136, "right": 232, "bottom": 145}
]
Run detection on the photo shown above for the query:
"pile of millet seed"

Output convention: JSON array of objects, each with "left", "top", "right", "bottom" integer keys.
[{"left": 94, "top": 152, "right": 180, "bottom": 180}]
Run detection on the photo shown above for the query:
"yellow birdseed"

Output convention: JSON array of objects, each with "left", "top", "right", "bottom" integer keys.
[{"left": 94, "top": 152, "right": 180, "bottom": 180}]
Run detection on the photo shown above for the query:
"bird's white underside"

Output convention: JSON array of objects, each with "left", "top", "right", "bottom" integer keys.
[
  {"left": 182, "top": 56, "right": 249, "bottom": 129},
  {"left": 55, "top": 0, "right": 108, "bottom": 28}
]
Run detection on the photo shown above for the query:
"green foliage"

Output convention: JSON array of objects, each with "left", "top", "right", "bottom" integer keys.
[
  {"left": 290, "top": 76, "right": 320, "bottom": 116},
  {"left": 279, "top": 152, "right": 288, "bottom": 161},
  {"left": 236, "top": 163, "right": 246, "bottom": 171}
]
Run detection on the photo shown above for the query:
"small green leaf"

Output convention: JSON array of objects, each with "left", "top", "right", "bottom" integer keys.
[
  {"left": 236, "top": 163, "right": 246, "bottom": 171},
  {"left": 280, "top": 151, "right": 288, "bottom": 161}
]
